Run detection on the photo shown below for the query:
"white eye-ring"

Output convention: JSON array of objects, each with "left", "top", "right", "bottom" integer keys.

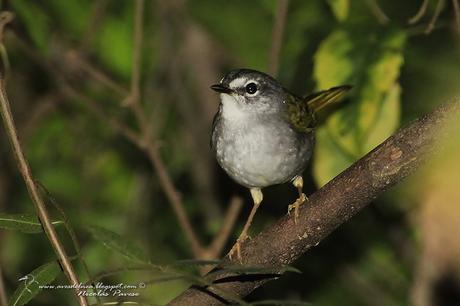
[{"left": 245, "top": 82, "right": 258, "bottom": 95}]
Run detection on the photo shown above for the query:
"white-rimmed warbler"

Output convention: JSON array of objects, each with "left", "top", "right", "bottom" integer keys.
[{"left": 210, "top": 69, "right": 351, "bottom": 259}]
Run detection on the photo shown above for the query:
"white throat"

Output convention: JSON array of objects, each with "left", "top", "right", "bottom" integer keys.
[{"left": 220, "top": 93, "right": 247, "bottom": 122}]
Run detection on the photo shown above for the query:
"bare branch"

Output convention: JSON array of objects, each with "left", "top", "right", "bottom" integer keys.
[
  {"left": 168, "top": 99, "right": 460, "bottom": 305},
  {"left": 0, "top": 11, "right": 88, "bottom": 306}
]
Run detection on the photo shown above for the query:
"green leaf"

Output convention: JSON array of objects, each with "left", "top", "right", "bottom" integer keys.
[
  {"left": 87, "top": 225, "right": 149, "bottom": 264},
  {"left": 252, "top": 300, "right": 311, "bottom": 306},
  {"left": 208, "top": 264, "right": 301, "bottom": 277},
  {"left": 313, "top": 28, "right": 406, "bottom": 186},
  {"left": 9, "top": 261, "right": 61, "bottom": 306},
  {"left": 314, "top": 30, "right": 353, "bottom": 89},
  {"left": 363, "top": 84, "right": 401, "bottom": 152},
  {"left": 327, "top": 0, "right": 350, "bottom": 21},
  {"left": 0, "top": 213, "right": 63, "bottom": 234}
]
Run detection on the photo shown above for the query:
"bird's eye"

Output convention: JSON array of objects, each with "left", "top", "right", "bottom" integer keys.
[{"left": 245, "top": 82, "right": 258, "bottom": 95}]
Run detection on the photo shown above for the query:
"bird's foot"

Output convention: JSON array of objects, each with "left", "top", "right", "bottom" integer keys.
[
  {"left": 287, "top": 193, "right": 308, "bottom": 224},
  {"left": 228, "top": 234, "right": 250, "bottom": 262}
]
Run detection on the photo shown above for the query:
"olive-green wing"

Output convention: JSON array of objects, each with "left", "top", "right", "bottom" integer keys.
[
  {"left": 285, "top": 85, "right": 351, "bottom": 134},
  {"left": 305, "top": 85, "right": 352, "bottom": 112},
  {"left": 285, "top": 93, "right": 316, "bottom": 134}
]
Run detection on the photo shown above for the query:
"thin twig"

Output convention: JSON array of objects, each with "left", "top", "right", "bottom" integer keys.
[
  {"left": 168, "top": 100, "right": 460, "bottom": 305},
  {"left": 207, "top": 196, "right": 243, "bottom": 259},
  {"left": 199, "top": 196, "right": 244, "bottom": 275},
  {"left": 124, "top": 0, "right": 205, "bottom": 258},
  {"left": 409, "top": 0, "right": 431, "bottom": 24},
  {"left": 0, "top": 11, "right": 87, "bottom": 306},
  {"left": 425, "top": 0, "right": 445, "bottom": 33},
  {"left": 143, "top": 143, "right": 205, "bottom": 257},
  {"left": 66, "top": 50, "right": 129, "bottom": 97},
  {"left": 366, "top": 0, "right": 390, "bottom": 25},
  {"left": 58, "top": 82, "right": 142, "bottom": 146},
  {"left": 268, "top": 0, "right": 289, "bottom": 76}
]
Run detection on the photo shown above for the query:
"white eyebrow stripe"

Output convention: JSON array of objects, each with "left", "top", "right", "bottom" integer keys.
[{"left": 229, "top": 77, "right": 248, "bottom": 89}]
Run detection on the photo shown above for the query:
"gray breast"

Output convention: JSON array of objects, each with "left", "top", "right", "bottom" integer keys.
[{"left": 212, "top": 113, "right": 314, "bottom": 188}]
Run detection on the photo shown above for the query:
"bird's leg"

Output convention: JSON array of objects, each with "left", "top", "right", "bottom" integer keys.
[
  {"left": 228, "top": 188, "right": 263, "bottom": 261},
  {"left": 287, "top": 175, "right": 308, "bottom": 224}
]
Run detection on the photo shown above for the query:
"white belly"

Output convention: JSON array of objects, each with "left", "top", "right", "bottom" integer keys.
[{"left": 215, "top": 120, "right": 312, "bottom": 188}]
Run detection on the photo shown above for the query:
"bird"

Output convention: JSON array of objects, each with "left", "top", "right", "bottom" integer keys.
[{"left": 210, "top": 68, "right": 351, "bottom": 260}]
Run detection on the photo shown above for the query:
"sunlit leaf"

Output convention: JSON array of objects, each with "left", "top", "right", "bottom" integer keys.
[
  {"left": 314, "top": 30, "right": 353, "bottom": 89},
  {"left": 87, "top": 225, "right": 149, "bottom": 264},
  {"left": 313, "top": 28, "right": 406, "bottom": 186},
  {"left": 363, "top": 84, "right": 401, "bottom": 152},
  {"left": 0, "top": 213, "right": 63, "bottom": 234},
  {"left": 9, "top": 261, "right": 61, "bottom": 306}
]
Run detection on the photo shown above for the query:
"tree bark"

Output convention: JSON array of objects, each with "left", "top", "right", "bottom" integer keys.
[{"left": 169, "top": 99, "right": 460, "bottom": 306}]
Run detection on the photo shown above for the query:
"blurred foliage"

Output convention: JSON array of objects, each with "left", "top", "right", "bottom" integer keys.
[
  {"left": 0, "top": 0, "right": 459, "bottom": 305},
  {"left": 313, "top": 26, "right": 405, "bottom": 186}
]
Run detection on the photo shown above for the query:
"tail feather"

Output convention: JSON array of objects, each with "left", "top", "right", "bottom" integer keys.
[{"left": 305, "top": 85, "right": 352, "bottom": 112}]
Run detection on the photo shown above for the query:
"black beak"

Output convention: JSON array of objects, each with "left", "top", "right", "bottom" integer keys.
[{"left": 210, "top": 84, "right": 232, "bottom": 94}]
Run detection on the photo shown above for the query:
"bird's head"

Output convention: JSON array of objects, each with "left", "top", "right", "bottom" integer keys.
[{"left": 211, "top": 69, "right": 286, "bottom": 118}]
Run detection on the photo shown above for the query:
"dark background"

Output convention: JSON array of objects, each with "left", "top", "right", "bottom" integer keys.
[{"left": 0, "top": 1, "right": 460, "bottom": 305}]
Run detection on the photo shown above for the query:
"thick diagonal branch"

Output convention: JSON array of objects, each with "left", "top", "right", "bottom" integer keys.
[{"left": 169, "top": 99, "right": 460, "bottom": 305}]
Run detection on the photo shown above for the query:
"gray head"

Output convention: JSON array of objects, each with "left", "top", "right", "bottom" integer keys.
[{"left": 211, "top": 69, "right": 286, "bottom": 118}]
